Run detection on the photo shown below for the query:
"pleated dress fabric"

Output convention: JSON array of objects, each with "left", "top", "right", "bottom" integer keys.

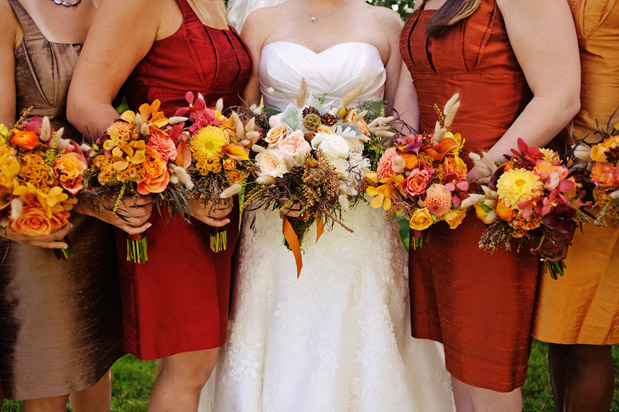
[
  {"left": 400, "top": 0, "right": 542, "bottom": 392},
  {"left": 533, "top": 0, "right": 619, "bottom": 345},
  {"left": 0, "top": 0, "right": 124, "bottom": 400},
  {"left": 118, "top": 0, "right": 251, "bottom": 360}
]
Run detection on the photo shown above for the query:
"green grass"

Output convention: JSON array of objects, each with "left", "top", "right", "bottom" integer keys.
[{"left": 2, "top": 342, "right": 617, "bottom": 411}]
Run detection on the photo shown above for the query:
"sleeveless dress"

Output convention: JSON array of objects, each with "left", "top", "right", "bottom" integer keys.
[
  {"left": 533, "top": 0, "right": 619, "bottom": 345},
  {"left": 199, "top": 41, "right": 454, "bottom": 412},
  {"left": 0, "top": 0, "right": 124, "bottom": 400},
  {"left": 117, "top": 0, "right": 251, "bottom": 360},
  {"left": 401, "top": 0, "right": 541, "bottom": 392}
]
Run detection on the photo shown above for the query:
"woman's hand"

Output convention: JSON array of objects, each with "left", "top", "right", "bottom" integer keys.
[
  {"left": 2, "top": 224, "right": 73, "bottom": 249},
  {"left": 75, "top": 195, "right": 153, "bottom": 235},
  {"left": 187, "top": 197, "right": 233, "bottom": 227}
]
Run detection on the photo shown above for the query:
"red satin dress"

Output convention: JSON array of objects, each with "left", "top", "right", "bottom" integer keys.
[
  {"left": 118, "top": 0, "right": 251, "bottom": 360},
  {"left": 401, "top": 0, "right": 541, "bottom": 392}
]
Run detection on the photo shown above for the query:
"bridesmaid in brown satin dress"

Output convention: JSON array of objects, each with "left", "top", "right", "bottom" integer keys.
[
  {"left": 0, "top": 0, "right": 124, "bottom": 411},
  {"left": 533, "top": 1, "right": 619, "bottom": 410},
  {"left": 400, "top": 0, "right": 580, "bottom": 410}
]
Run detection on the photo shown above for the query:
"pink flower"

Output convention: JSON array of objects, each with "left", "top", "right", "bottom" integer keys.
[
  {"left": 277, "top": 130, "right": 311, "bottom": 157},
  {"left": 147, "top": 129, "right": 178, "bottom": 162},
  {"left": 377, "top": 148, "right": 399, "bottom": 179},
  {"left": 401, "top": 168, "right": 432, "bottom": 198}
]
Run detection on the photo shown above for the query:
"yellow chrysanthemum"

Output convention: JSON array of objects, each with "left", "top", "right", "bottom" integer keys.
[
  {"left": 190, "top": 126, "right": 228, "bottom": 162},
  {"left": 496, "top": 168, "right": 544, "bottom": 209}
]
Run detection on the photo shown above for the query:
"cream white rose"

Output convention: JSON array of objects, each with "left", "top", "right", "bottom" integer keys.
[
  {"left": 256, "top": 149, "right": 292, "bottom": 178},
  {"left": 312, "top": 132, "right": 350, "bottom": 160}
]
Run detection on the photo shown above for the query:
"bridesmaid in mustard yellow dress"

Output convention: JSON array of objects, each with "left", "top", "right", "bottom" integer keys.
[{"left": 533, "top": 0, "right": 619, "bottom": 410}]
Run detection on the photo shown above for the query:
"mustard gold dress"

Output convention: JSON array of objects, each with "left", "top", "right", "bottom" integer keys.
[{"left": 533, "top": 0, "right": 619, "bottom": 345}]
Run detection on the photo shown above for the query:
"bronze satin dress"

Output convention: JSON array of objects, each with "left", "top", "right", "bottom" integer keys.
[
  {"left": 400, "top": 0, "right": 542, "bottom": 392},
  {"left": 0, "top": 0, "right": 124, "bottom": 400},
  {"left": 533, "top": 0, "right": 619, "bottom": 345}
]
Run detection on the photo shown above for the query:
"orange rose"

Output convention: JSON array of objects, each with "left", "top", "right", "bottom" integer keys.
[
  {"left": 443, "top": 155, "right": 467, "bottom": 177},
  {"left": 11, "top": 130, "right": 39, "bottom": 150},
  {"left": 591, "top": 162, "right": 618, "bottom": 189},
  {"left": 137, "top": 150, "right": 170, "bottom": 195},
  {"left": 442, "top": 208, "right": 467, "bottom": 229},
  {"left": 55, "top": 153, "right": 87, "bottom": 195},
  {"left": 401, "top": 169, "right": 431, "bottom": 198},
  {"left": 401, "top": 153, "right": 418, "bottom": 170},
  {"left": 265, "top": 124, "right": 288, "bottom": 148},
  {"left": 10, "top": 205, "right": 69, "bottom": 236},
  {"left": 496, "top": 199, "right": 517, "bottom": 221}
]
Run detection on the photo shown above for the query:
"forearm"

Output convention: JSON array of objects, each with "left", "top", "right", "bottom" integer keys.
[{"left": 67, "top": 99, "right": 120, "bottom": 139}]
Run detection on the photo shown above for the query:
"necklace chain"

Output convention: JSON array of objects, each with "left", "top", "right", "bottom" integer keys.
[
  {"left": 305, "top": 1, "right": 347, "bottom": 23},
  {"left": 51, "top": 0, "right": 82, "bottom": 7}
]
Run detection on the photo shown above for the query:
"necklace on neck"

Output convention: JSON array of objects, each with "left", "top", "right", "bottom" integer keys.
[
  {"left": 51, "top": 0, "right": 82, "bottom": 7},
  {"left": 305, "top": 1, "right": 347, "bottom": 23}
]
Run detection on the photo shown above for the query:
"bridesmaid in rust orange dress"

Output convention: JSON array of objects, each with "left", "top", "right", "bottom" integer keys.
[
  {"left": 400, "top": 0, "right": 580, "bottom": 410},
  {"left": 533, "top": 1, "right": 619, "bottom": 410}
]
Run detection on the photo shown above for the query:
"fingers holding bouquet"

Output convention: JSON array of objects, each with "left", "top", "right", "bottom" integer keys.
[
  {"left": 187, "top": 197, "right": 232, "bottom": 227},
  {"left": 76, "top": 195, "right": 153, "bottom": 235},
  {"left": 2, "top": 223, "right": 73, "bottom": 249}
]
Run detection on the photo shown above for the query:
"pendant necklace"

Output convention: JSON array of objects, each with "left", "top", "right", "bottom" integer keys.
[
  {"left": 306, "top": 2, "right": 347, "bottom": 23},
  {"left": 51, "top": 0, "right": 82, "bottom": 7}
]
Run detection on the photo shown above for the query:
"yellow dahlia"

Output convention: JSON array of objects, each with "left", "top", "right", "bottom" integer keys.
[
  {"left": 191, "top": 126, "right": 227, "bottom": 163},
  {"left": 496, "top": 168, "right": 544, "bottom": 209}
]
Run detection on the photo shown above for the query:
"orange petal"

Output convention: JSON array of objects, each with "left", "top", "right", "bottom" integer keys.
[
  {"left": 425, "top": 138, "right": 460, "bottom": 161},
  {"left": 223, "top": 144, "right": 249, "bottom": 160}
]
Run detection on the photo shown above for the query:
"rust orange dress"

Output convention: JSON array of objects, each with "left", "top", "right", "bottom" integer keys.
[
  {"left": 533, "top": 0, "right": 619, "bottom": 345},
  {"left": 401, "top": 0, "right": 541, "bottom": 392},
  {"left": 117, "top": 0, "right": 251, "bottom": 360}
]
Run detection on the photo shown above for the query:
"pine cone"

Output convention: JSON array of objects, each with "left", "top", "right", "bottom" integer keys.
[
  {"left": 321, "top": 113, "right": 337, "bottom": 127},
  {"left": 289, "top": 165, "right": 304, "bottom": 184},
  {"left": 302, "top": 106, "right": 320, "bottom": 117},
  {"left": 303, "top": 113, "right": 321, "bottom": 131}
]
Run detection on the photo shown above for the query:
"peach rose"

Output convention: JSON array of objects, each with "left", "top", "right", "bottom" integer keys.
[
  {"left": 402, "top": 169, "right": 432, "bottom": 198},
  {"left": 443, "top": 208, "right": 467, "bottom": 229},
  {"left": 409, "top": 208, "right": 433, "bottom": 231},
  {"left": 443, "top": 155, "right": 467, "bottom": 177},
  {"left": 147, "top": 128, "right": 178, "bottom": 162},
  {"left": 256, "top": 150, "right": 291, "bottom": 178},
  {"left": 10, "top": 205, "right": 69, "bottom": 236},
  {"left": 137, "top": 150, "right": 170, "bottom": 195},
  {"left": 55, "top": 153, "right": 87, "bottom": 195},
  {"left": 11, "top": 130, "right": 39, "bottom": 150},
  {"left": 277, "top": 130, "right": 311, "bottom": 157},
  {"left": 265, "top": 124, "right": 289, "bottom": 148},
  {"left": 591, "top": 162, "right": 618, "bottom": 189}
]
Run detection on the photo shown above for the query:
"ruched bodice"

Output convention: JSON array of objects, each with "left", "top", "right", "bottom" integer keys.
[
  {"left": 11, "top": 0, "right": 82, "bottom": 138},
  {"left": 260, "top": 41, "right": 386, "bottom": 111}
]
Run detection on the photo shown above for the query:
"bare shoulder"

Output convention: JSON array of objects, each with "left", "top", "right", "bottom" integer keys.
[
  {"left": 361, "top": 2, "right": 404, "bottom": 29},
  {"left": 241, "top": 5, "right": 286, "bottom": 44},
  {"left": 0, "top": 0, "right": 19, "bottom": 47}
]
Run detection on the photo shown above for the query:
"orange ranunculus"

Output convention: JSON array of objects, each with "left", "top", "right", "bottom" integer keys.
[
  {"left": 11, "top": 131, "right": 39, "bottom": 150},
  {"left": 442, "top": 208, "right": 467, "bottom": 229},
  {"left": 409, "top": 208, "right": 433, "bottom": 231},
  {"left": 10, "top": 205, "right": 69, "bottom": 236},
  {"left": 265, "top": 124, "right": 288, "bottom": 148},
  {"left": 425, "top": 138, "right": 459, "bottom": 161},
  {"left": 137, "top": 150, "right": 170, "bottom": 195},
  {"left": 496, "top": 199, "right": 517, "bottom": 221},
  {"left": 401, "top": 153, "right": 418, "bottom": 170},
  {"left": 55, "top": 153, "right": 87, "bottom": 195},
  {"left": 591, "top": 161, "right": 618, "bottom": 189},
  {"left": 443, "top": 155, "right": 468, "bottom": 177}
]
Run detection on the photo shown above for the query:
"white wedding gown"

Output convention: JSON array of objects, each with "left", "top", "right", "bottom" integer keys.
[{"left": 199, "top": 42, "right": 454, "bottom": 412}]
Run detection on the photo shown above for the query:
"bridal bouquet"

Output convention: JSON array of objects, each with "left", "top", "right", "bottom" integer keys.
[
  {"left": 83, "top": 100, "right": 191, "bottom": 263},
  {"left": 569, "top": 116, "right": 619, "bottom": 226},
  {"left": 245, "top": 87, "right": 395, "bottom": 276},
  {"left": 173, "top": 92, "right": 257, "bottom": 252},
  {"left": 0, "top": 115, "right": 88, "bottom": 258},
  {"left": 366, "top": 93, "right": 470, "bottom": 248},
  {"left": 466, "top": 138, "right": 585, "bottom": 278}
]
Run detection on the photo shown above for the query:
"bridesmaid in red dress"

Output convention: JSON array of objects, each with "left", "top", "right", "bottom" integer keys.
[
  {"left": 400, "top": 0, "right": 580, "bottom": 410},
  {"left": 67, "top": 0, "right": 251, "bottom": 409}
]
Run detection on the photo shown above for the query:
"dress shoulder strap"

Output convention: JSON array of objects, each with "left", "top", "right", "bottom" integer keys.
[{"left": 7, "top": 0, "right": 43, "bottom": 41}]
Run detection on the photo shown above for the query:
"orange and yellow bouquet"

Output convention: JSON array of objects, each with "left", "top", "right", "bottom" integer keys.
[
  {"left": 83, "top": 100, "right": 192, "bottom": 263},
  {"left": 0, "top": 115, "right": 88, "bottom": 258},
  {"left": 466, "top": 138, "right": 585, "bottom": 278},
  {"left": 173, "top": 92, "right": 257, "bottom": 252},
  {"left": 570, "top": 116, "right": 619, "bottom": 226},
  {"left": 366, "top": 93, "right": 469, "bottom": 248}
]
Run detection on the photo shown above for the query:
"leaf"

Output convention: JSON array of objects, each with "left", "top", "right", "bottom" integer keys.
[{"left": 280, "top": 104, "right": 303, "bottom": 130}]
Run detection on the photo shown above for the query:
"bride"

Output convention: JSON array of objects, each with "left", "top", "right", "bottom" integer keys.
[{"left": 200, "top": 0, "right": 454, "bottom": 410}]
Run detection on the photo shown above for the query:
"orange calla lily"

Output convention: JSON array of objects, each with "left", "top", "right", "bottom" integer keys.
[
  {"left": 425, "top": 138, "right": 460, "bottom": 161},
  {"left": 223, "top": 143, "right": 249, "bottom": 161}
]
